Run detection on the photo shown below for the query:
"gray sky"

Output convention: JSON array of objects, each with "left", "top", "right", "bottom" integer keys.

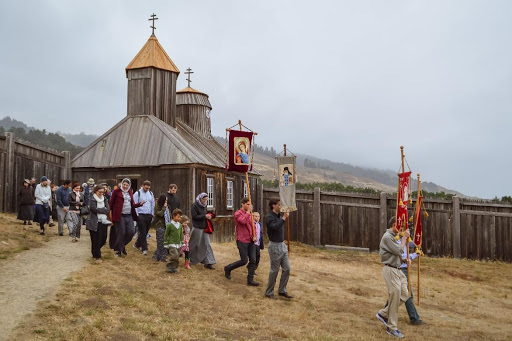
[{"left": 1, "top": 1, "right": 511, "bottom": 198}]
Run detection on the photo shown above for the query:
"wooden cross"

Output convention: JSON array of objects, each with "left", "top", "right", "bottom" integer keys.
[
  {"left": 148, "top": 13, "right": 158, "bottom": 35},
  {"left": 185, "top": 67, "right": 194, "bottom": 87}
]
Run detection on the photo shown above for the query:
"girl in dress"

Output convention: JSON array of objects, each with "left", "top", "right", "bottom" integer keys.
[{"left": 181, "top": 215, "right": 191, "bottom": 269}]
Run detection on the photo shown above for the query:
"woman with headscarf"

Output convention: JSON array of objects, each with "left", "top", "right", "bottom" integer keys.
[
  {"left": 86, "top": 185, "right": 111, "bottom": 263},
  {"left": 152, "top": 194, "right": 170, "bottom": 262},
  {"left": 67, "top": 182, "right": 84, "bottom": 242},
  {"left": 188, "top": 193, "right": 216, "bottom": 269},
  {"left": 109, "top": 178, "right": 143, "bottom": 257},
  {"left": 17, "top": 179, "right": 34, "bottom": 225}
]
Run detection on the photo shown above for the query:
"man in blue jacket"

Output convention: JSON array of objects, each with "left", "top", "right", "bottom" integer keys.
[{"left": 56, "top": 180, "right": 71, "bottom": 236}]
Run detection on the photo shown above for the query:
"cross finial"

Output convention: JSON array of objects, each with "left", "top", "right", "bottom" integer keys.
[
  {"left": 185, "top": 67, "right": 194, "bottom": 88},
  {"left": 148, "top": 13, "right": 158, "bottom": 35}
]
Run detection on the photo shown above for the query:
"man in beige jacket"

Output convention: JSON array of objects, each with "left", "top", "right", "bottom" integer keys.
[{"left": 376, "top": 216, "right": 410, "bottom": 338}]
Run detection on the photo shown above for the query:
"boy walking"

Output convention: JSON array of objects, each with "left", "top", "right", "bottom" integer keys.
[{"left": 164, "top": 209, "right": 184, "bottom": 273}]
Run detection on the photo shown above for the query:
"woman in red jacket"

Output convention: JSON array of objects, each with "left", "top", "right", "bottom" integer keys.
[{"left": 109, "top": 178, "right": 144, "bottom": 257}]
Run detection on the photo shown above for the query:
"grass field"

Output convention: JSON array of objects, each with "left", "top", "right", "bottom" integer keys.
[
  {"left": 7, "top": 224, "right": 512, "bottom": 340},
  {"left": 0, "top": 212, "right": 53, "bottom": 260}
]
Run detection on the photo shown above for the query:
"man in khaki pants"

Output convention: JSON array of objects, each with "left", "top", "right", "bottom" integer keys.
[{"left": 376, "top": 216, "right": 410, "bottom": 338}]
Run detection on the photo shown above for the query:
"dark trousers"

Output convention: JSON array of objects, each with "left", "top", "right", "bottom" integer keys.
[
  {"left": 90, "top": 223, "right": 107, "bottom": 259},
  {"left": 384, "top": 268, "right": 421, "bottom": 323},
  {"left": 109, "top": 225, "right": 116, "bottom": 250},
  {"left": 247, "top": 246, "right": 261, "bottom": 271},
  {"left": 35, "top": 204, "right": 50, "bottom": 231},
  {"left": 114, "top": 214, "right": 135, "bottom": 253},
  {"left": 226, "top": 241, "right": 257, "bottom": 281},
  {"left": 135, "top": 214, "right": 152, "bottom": 251}
]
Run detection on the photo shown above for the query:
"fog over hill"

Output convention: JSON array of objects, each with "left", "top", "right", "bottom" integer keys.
[{"left": 0, "top": 116, "right": 463, "bottom": 196}]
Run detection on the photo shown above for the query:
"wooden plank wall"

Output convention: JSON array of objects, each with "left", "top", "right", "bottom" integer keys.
[
  {"left": 262, "top": 188, "right": 512, "bottom": 262},
  {"left": 0, "top": 135, "right": 66, "bottom": 212}
]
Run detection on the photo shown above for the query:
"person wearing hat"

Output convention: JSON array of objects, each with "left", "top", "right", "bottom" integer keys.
[
  {"left": 84, "top": 178, "right": 95, "bottom": 206},
  {"left": 34, "top": 176, "right": 51, "bottom": 235},
  {"left": 17, "top": 179, "right": 35, "bottom": 225}
]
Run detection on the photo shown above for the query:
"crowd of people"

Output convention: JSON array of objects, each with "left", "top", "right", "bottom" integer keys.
[
  {"left": 18, "top": 176, "right": 426, "bottom": 337},
  {"left": 16, "top": 176, "right": 292, "bottom": 300}
]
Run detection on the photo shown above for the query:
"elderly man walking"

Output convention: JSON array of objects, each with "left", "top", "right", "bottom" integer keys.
[{"left": 376, "top": 216, "right": 411, "bottom": 338}]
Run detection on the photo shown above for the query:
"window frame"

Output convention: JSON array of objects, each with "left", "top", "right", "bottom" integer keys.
[
  {"left": 206, "top": 176, "right": 215, "bottom": 209},
  {"left": 226, "top": 179, "right": 234, "bottom": 210}
]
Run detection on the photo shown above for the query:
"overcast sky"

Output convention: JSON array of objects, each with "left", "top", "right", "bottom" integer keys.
[{"left": 1, "top": 1, "right": 510, "bottom": 198}]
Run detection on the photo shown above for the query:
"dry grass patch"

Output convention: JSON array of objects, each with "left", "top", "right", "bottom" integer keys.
[
  {"left": 0, "top": 213, "right": 54, "bottom": 260},
  {"left": 11, "top": 236, "right": 512, "bottom": 340}
]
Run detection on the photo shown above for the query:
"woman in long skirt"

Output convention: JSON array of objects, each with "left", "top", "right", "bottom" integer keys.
[
  {"left": 17, "top": 179, "right": 34, "bottom": 225},
  {"left": 188, "top": 193, "right": 216, "bottom": 269},
  {"left": 152, "top": 194, "right": 170, "bottom": 262},
  {"left": 67, "top": 182, "right": 84, "bottom": 242}
]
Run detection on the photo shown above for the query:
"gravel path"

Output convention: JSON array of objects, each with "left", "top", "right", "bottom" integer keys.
[{"left": 0, "top": 232, "right": 91, "bottom": 341}]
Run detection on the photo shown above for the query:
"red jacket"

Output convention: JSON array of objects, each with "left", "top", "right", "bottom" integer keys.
[
  {"left": 234, "top": 208, "right": 254, "bottom": 243},
  {"left": 109, "top": 188, "right": 143, "bottom": 222}
]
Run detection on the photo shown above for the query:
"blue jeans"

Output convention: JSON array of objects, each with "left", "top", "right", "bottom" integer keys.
[{"left": 384, "top": 267, "right": 421, "bottom": 323}]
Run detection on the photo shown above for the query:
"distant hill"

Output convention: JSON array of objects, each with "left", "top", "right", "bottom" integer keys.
[
  {"left": 215, "top": 136, "right": 464, "bottom": 196},
  {"left": 0, "top": 116, "right": 98, "bottom": 148}
]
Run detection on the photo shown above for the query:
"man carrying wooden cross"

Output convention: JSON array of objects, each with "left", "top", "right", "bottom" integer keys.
[{"left": 376, "top": 216, "right": 410, "bottom": 338}]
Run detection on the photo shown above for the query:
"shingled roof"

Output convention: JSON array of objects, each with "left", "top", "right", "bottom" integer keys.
[
  {"left": 125, "top": 35, "right": 180, "bottom": 74},
  {"left": 71, "top": 115, "right": 225, "bottom": 168}
]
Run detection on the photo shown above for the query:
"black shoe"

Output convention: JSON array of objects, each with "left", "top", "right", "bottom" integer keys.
[
  {"left": 224, "top": 266, "right": 231, "bottom": 279},
  {"left": 247, "top": 280, "right": 260, "bottom": 287},
  {"left": 49, "top": 223, "right": 55, "bottom": 227},
  {"left": 40, "top": 231, "right": 45, "bottom": 236},
  {"left": 265, "top": 294, "right": 278, "bottom": 300},
  {"left": 279, "top": 292, "right": 293, "bottom": 299},
  {"left": 204, "top": 264, "right": 215, "bottom": 270},
  {"left": 24, "top": 221, "right": 27, "bottom": 225},
  {"left": 122, "top": 248, "right": 127, "bottom": 256},
  {"left": 59, "top": 233, "right": 64, "bottom": 236},
  {"left": 411, "top": 320, "right": 426, "bottom": 326},
  {"left": 114, "top": 252, "right": 122, "bottom": 258}
]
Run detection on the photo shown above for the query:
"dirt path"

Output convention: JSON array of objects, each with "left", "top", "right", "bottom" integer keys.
[{"left": 0, "top": 232, "right": 91, "bottom": 341}]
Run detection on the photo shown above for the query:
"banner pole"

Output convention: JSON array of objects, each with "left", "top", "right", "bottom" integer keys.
[
  {"left": 401, "top": 146, "right": 411, "bottom": 296},
  {"left": 283, "top": 144, "right": 291, "bottom": 254},
  {"left": 417, "top": 173, "right": 421, "bottom": 306}
]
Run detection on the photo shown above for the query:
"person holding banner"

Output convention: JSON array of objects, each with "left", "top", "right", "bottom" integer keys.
[
  {"left": 382, "top": 224, "right": 425, "bottom": 326},
  {"left": 265, "top": 199, "right": 292, "bottom": 300},
  {"left": 224, "top": 198, "right": 259, "bottom": 286},
  {"left": 376, "top": 216, "right": 410, "bottom": 338}
]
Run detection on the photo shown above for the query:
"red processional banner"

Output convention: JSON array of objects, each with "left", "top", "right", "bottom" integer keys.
[
  {"left": 414, "top": 195, "right": 423, "bottom": 246},
  {"left": 227, "top": 130, "right": 253, "bottom": 173},
  {"left": 396, "top": 171, "right": 412, "bottom": 231}
]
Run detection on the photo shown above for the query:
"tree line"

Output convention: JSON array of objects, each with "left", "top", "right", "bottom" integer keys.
[{"left": 0, "top": 126, "right": 84, "bottom": 157}]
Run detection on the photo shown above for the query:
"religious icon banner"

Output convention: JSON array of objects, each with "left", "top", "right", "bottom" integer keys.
[
  {"left": 413, "top": 195, "right": 423, "bottom": 247},
  {"left": 228, "top": 130, "right": 253, "bottom": 172},
  {"left": 277, "top": 156, "right": 297, "bottom": 213},
  {"left": 396, "top": 171, "right": 412, "bottom": 230}
]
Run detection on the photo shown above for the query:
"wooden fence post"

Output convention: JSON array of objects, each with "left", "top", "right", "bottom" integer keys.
[
  {"left": 4, "top": 132, "right": 15, "bottom": 212},
  {"left": 379, "top": 192, "right": 387, "bottom": 237},
  {"left": 257, "top": 182, "right": 264, "bottom": 216},
  {"left": 452, "top": 196, "right": 461, "bottom": 259},
  {"left": 313, "top": 187, "right": 321, "bottom": 246},
  {"left": 62, "top": 151, "right": 72, "bottom": 181},
  {"left": 490, "top": 215, "right": 496, "bottom": 260}
]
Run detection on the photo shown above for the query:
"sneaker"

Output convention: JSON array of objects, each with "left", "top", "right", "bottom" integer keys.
[
  {"left": 386, "top": 328, "right": 404, "bottom": 338},
  {"left": 133, "top": 244, "right": 141, "bottom": 252},
  {"left": 114, "top": 252, "right": 122, "bottom": 258},
  {"left": 40, "top": 231, "right": 45, "bottom": 236},
  {"left": 376, "top": 313, "right": 389, "bottom": 327},
  {"left": 142, "top": 250, "right": 147, "bottom": 256}
]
